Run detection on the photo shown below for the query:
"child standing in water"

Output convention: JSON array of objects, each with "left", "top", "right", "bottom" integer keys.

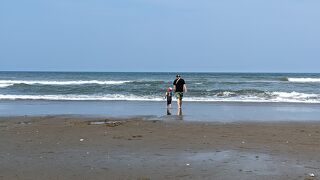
[{"left": 165, "top": 87, "right": 173, "bottom": 108}]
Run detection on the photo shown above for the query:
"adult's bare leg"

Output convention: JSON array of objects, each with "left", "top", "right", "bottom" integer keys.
[{"left": 177, "top": 99, "right": 182, "bottom": 109}]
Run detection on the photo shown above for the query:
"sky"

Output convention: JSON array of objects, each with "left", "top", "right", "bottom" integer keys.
[{"left": 0, "top": 0, "right": 320, "bottom": 72}]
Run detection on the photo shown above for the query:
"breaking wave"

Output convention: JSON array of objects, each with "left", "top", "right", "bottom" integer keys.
[
  {"left": 0, "top": 91, "right": 319, "bottom": 103},
  {"left": 0, "top": 83, "right": 13, "bottom": 88},
  {"left": 0, "top": 80, "right": 131, "bottom": 87},
  {"left": 286, "top": 78, "right": 320, "bottom": 83}
]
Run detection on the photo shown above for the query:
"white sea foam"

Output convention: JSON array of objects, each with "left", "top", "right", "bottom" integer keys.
[
  {"left": 0, "top": 94, "right": 163, "bottom": 101},
  {"left": 271, "top": 91, "right": 318, "bottom": 98},
  {"left": 203, "top": 91, "right": 320, "bottom": 103},
  {"left": 0, "top": 92, "right": 319, "bottom": 103},
  {"left": 268, "top": 91, "right": 319, "bottom": 103},
  {"left": 287, "top": 78, "right": 320, "bottom": 83},
  {"left": 0, "top": 80, "right": 130, "bottom": 86},
  {"left": 0, "top": 83, "right": 13, "bottom": 88}
]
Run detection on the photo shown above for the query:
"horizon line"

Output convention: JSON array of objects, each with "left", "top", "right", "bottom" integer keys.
[{"left": 0, "top": 70, "right": 320, "bottom": 74}]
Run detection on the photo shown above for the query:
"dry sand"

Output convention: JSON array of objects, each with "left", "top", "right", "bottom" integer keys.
[{"left": 0, "top": 116, "right": 319, "bottom": 180}]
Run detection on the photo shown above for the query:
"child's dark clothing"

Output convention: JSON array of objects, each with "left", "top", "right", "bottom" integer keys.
[{"left": 166, "top": 91, "right": 172, "bottom": 105}]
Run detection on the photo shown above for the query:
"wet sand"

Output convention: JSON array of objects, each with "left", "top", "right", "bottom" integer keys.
[{"left": 0, "top": 116, "right": 320, "bottom": 180}]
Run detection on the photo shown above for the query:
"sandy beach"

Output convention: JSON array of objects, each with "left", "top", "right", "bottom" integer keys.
[{"left": 0, "top": 116, "right": 319, "bottom": 180}]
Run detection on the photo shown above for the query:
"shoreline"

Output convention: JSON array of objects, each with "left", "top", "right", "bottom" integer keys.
[
  {"left": 1, "top": 101, "right": 320, "bottom": 122},
  {"left": 0, "top": 116, "right": 319, "bottom": 179},
  {"left": 2, "top": 99, "right": 320, "bottom": 104}
]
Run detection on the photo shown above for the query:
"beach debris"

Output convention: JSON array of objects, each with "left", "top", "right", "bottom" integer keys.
[
  {"left": 286, "top": 141, "right": 289, "bottom": 143},
  {"left": 88, "top": 120, "right": 123, "bottom": 127},
  {"left": 17, "top": 121, "right": 32, "bottom": 125},
  {"left": 241, "top": 141, "right": 245, "bottom": 144},
  {"left": 309, "top": 173, "right": 315, "bottom": 177},
  {"left": 132, "top": 135, "right": 143, "bottom": 138},
  {"left": 89, "top": 121, "right": 106, "bottom": 125},
  {"left": 106, "top": 121, "right": 122, "bottom": 127},
  {"left": 80, "top": 138, "right": 84, "bottom": 142},
  {"left": 186, "top": 163, "right": 190, "bottom": 166}
]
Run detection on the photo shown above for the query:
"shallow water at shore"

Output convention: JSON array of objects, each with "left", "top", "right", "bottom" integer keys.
[{"left": 1, "top": 100, "right": 320, "bottom": 122}]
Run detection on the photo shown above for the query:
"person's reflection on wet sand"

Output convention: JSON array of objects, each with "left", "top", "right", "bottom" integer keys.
[
  {"left": 167, "top": 108, "right": 172, "bottom": 115},
  {"left": 177, "top": 108, "right": 183, "bottom": 120}
]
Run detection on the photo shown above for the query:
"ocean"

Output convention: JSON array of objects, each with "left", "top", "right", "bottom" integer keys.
[
  {"left": 0, "top": 72, "right": 320, "bottom": 103},
  {"left": 1, "top": 71, "right": 320, "bottom": 121}
]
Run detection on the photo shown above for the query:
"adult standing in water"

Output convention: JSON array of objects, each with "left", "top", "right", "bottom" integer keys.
[{"left": 173, "top": 74, "right": 187, "bottom": 109}]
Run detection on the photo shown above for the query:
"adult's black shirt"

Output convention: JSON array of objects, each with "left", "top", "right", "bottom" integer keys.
[{"left": 173, "top": 78, "right": 186, "bottom": 92}]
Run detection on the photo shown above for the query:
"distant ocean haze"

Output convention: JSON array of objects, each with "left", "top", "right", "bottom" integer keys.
[{"left": 0, "top": 72, "right": 320, "bottom": 103}]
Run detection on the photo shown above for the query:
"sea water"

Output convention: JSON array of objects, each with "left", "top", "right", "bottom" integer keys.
[{"left": 1, "top": 72, "right": 320, "bottom": 121}]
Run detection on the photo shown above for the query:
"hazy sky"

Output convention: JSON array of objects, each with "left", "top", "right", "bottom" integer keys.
[{"left": 1, "top": 0, "right": 320, "bottom": 72}]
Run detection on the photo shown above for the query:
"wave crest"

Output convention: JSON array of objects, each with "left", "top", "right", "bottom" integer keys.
[
  {"left": 0, "top": 80, "right": 130, "bottom": 86},
  {"left": 287, "top": 78, "right": 320, "bottom": 83},
  {"left": 0, "top": 94, "right": 163, "bottom": 101},
  {"left": 0, "top": 83, "right": 14, "bottom": 88},
  {"left": 0, "top": 91, "right": 320, "bottom": 103}
]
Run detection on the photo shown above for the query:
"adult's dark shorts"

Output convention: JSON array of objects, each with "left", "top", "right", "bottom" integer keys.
[{"left": 175, "top": 92, "right": 183, "bottom": 100}]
